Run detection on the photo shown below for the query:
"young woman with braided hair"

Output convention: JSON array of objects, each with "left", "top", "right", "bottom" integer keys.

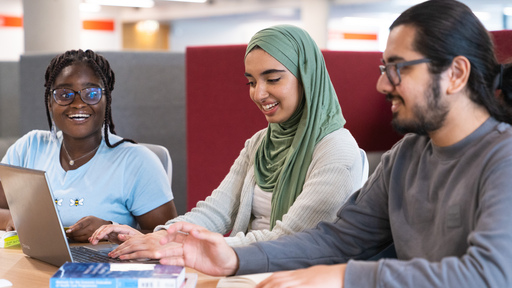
[{"left": 0, "top": 49, "right": 177, "bottom": 242}]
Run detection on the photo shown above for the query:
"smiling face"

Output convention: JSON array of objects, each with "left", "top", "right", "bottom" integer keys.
[
  {"left": 49, "top": 63, "right": 106, "bottom": 142},
  {"left": 244, "top": 48, "right": 303, "bottom": 124},
  {"left": 376, "top": 24, "right": 449, "bottom": 135}
]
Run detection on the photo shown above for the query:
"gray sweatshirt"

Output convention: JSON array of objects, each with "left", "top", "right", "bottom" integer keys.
[{"left": 235, "top": 117, "right": 512, "bottom": 288}]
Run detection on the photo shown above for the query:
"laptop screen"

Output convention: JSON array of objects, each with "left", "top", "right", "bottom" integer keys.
[{"left": 0, "top": 163, "right": 73, "bottom": 266}]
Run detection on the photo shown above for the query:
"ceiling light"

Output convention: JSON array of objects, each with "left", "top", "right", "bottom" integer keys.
[
  {"left": 84, "top": 0, "right": 155, "bottom": 8},
  {"left": 80, "top": 3, "right": 101, "bottom": 12}
]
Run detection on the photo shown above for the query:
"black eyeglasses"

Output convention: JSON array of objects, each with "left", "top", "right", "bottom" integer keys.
[
  {"left": 379, "top": 58, "right": 431, "bottom": 86},
  {"left": 52, "top": 87, "right": 104, "bottom": 106}
]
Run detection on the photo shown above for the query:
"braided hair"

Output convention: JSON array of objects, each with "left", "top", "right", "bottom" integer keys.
[{"left": 44, "top": 49, "right": 136, "bottom": 147}]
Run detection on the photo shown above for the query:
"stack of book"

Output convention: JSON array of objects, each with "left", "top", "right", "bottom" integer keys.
[{"left": 50, "top": 262, "right": 197, "bottom": 288}]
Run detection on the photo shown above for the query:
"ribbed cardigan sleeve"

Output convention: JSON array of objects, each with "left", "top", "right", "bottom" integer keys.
[{"left": 156, "top": 128, "right": 366, "bottom": 248}]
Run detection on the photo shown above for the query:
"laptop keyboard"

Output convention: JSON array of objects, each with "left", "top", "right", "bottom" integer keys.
[{"left": 71, "top": 246, "right": 128, "bottom": 263}]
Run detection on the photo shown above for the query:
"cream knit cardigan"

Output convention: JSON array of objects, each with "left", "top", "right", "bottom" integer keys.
[{"left": 156, "top": 127, "right": 368, "bottom": 247}]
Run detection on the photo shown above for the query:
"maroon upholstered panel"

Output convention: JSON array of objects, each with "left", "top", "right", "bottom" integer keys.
[
  {"left": 323, "top": 51, "right": 402, "bottom": 152},
  {"left": 186, "top": 45, "right": 401, "bottom": 210},
  {"left": 490, "top": 30, "right": 512, "bottom": 63},
  {"left": 186, "top": 45, "right": 267, "bottom": 210}
]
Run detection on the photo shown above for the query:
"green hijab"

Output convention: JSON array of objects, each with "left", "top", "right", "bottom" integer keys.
[{"left": 248, "top": 25, "right": 346, "bottom": 228}]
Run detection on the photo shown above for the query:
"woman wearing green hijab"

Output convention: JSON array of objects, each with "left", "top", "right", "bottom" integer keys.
[{"left": 89, "top": 25, "right": 367, "bottom": 257}]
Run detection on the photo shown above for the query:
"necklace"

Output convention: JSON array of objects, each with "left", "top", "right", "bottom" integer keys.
[{"left": 62, "top": 142, "right": 100, "bottom": 166}]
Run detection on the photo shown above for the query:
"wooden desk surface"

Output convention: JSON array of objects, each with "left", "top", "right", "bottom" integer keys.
[{"left": 0, "top": 244, "right": 221, "bottom": 288}]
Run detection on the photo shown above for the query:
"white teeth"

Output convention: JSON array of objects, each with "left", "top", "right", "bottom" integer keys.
[
  {"left": 263, "top": 103, "right": 278, "bottom": 111},
  {"left": 68, "top": 114, "right": 90, "bottom": 119}
]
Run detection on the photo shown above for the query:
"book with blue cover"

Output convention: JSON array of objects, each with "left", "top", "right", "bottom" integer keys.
[{"left": 50, "top": 262, "right": 186, "bottom": 288}]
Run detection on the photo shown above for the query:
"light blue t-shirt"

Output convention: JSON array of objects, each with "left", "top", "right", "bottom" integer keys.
[{"left": 1, "top": 130, "right": 174, "bottom": 228}]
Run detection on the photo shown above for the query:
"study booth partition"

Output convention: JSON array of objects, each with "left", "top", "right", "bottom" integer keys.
[
  {"left": 491, "top": 29, "right": 512, "bottom": 63},
  {"left": 185, "top": 29, "right": 512, "bottom": 212}
]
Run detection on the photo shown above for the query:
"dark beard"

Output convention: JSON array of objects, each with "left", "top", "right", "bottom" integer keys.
[{"left": 391, "top": 74, "right": 449, "bottom": 135}]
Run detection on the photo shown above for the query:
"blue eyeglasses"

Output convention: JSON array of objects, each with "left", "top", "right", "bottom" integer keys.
[
  {"left": 379, "top": 58, "right": 431, "bottom": 86},
  {"left": 52, "top": 87, "right": 104, "bottom": 106}
]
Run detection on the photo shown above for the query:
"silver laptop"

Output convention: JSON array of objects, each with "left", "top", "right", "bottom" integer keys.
[{"left": 0, "top": 163, "right": 156, "bottom": 267}]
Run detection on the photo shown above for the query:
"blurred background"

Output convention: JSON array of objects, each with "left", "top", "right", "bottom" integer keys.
[{"left": 1, "top": 0, "right": 511, "bottom": 61}]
